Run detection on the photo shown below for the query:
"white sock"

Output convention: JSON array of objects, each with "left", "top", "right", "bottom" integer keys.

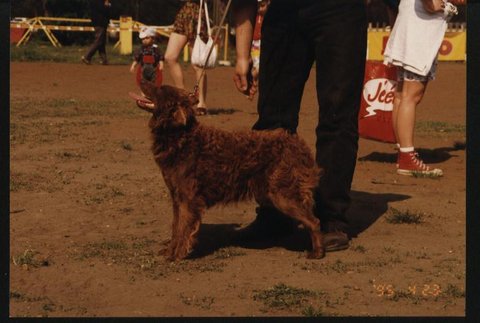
[{"left": 399, "top": 146, "right": 414, "bottom": 153}]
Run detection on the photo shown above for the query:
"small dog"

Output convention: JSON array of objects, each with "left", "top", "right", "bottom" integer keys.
[{"left": 135, "top": 83, "right": 325, "bottom": 261}]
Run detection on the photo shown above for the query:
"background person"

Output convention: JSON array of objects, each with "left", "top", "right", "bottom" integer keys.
[
  {"left": 164, "top": 0, "right": 210, "bottom": 115},
  {"left": 130, "top": 26, "right": 164, "bottom": 91},
  {"left": 231, "top": 0, "right": 368, "bottom": 251},
  {"left": 82, "top": 0, "right": 111, "bottom": 65},
  {"left": 384, "top": 0, "right": 457, "bottom": 176}
]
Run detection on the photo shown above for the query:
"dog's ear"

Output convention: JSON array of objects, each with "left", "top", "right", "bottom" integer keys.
[{"left": 172, "top": 107, "right": 188, "bottom": 126}]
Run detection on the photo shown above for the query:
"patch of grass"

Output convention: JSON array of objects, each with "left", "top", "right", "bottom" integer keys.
[
  {"left": 121, "top": 141, "right": 133, "bottom": 151},
  {"left": 388, "top": 290, "right": 424, "bottom": 304},
  {"left": 179, "top": 294, "right": 215, "bottom": 310},
  {"left": 9, "top": 291, "right": 49, "bottom": 303},
  {"left": 12, "top": 249, "right": 36, "bottom": 266},
  {"left": 302, "top": 305, "right": 324, "bottom": 317},
  {"left": 443, "top": 284, "right": 465, "bottom": 298},
  {"left": 351, "top": 245, "right": 367, "bottom": 253},
  {"left": 295, "top": 255, "right": 404, "bottom": 275},
  {"left": 83, "top": 183, "right": 126, "bottom": 205},
  {"left": 213, "top": 247, "right": 246, "bottom": 259},
  {"left": 77, "top": 240, "right": 127, "bottom": 260},
  {"left": 329, "top": 259, "right": 348, "bottom": 273},
  {"left": 10, "top": 97, "right": 141, "bottom": 120},
  {"left": 411, "top": 171, "right": 443, "bottom": 179},
  {"left": 11, "top": 249, "right": 49, "bottom": 268},
  {"left": 383, "top": 246, "right": 395, "bottom": 253},
  {"left": 10, "top": 171, "right": 65, "bottom": 193},
  {"left": 253, "top": 283, "right": 317, "bottom": 310},
  {"left": 71, "top": 237, "right": 227, "bottom": 278},
  {"left": 11, "top": 40, "right": 133, "bottom": 65},
  {"left": 415, "top": 121, "right": 465, "bottom": 134},
  {"left": 385, "top": 208, "right": 424, "bottom": 224},
  {"left": 55, "top": 151, "right": 86, "bottom": 159},
  {"left": 120, "top": 207, "right": 134, "bottom": 214},
  {"left": 42, "top": 302, "right": 56, "bottom": 312}
]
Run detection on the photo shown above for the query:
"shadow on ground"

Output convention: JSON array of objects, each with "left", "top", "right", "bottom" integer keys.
[
  {"left": 191, "top": 190, "right": 410, "bottom": 258},
  {"left": 358, "top": 143, "right": 465, "bottom": 165}
]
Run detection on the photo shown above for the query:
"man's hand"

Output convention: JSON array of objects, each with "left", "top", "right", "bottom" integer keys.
[
  {"left": 232, "top": 0, "right": 258, "bottom": 99},
  {"left": 233, "top": 58, "right": 257, "bottom": 100}
]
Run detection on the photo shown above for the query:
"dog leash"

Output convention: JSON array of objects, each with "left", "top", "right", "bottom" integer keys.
[{"left": 191, "top": 0, "right": 233, "bottom": 98}]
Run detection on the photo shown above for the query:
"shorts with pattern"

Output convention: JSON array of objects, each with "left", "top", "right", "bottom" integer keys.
[
  {"left": 173, "top": 1, "right": 209, "bottom": 47},
  {"left": 397, "top": 60, "right": 437, "bottom": 83}
]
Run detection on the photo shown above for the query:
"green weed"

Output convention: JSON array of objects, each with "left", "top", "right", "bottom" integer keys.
[
  {"left": 213, "top": 247, "right": 246, "bottom": 259},
  {"left": 11, "top": 249, "right": 49, "bottom": 267},
  {"left": 179, "top": 294, "right": 215, "bottom": 310},
  {"left": 443, "top": 284, "right": 465, "bottom": 298},
  {"left": 411, "top": 171, "right": 443, "bottom": 179},
  {"left": 121, "top": 141, "right": 133, "bottom": 151},
  {"left": 385, "top": 208, "right": 424, "bottom": 224},
  {"left": 302, "top": 305, "right": 324, "bottom": 317},
  {"left": 11, "top": 40, "right": 133, "bottom": 65},
  {"left": 253, "top": 283, "right": 316, "bottom": 310},
  {"left": 415, "top": 121, "right": 465, "bottom": 134}
]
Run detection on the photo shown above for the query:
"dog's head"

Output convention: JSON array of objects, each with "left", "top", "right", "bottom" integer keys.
[{"left": 137, "top": 82, "right": 199, "bottom": 129}]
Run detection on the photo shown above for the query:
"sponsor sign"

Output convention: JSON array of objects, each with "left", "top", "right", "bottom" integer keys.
[
  {"left": 358, "top": 61, "right": 397, "bottom": 143},
  {"left": 367, "top": 31, "right": 466, "bottom": 61}
]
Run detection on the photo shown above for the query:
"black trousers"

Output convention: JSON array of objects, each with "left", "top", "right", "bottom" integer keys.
[
  {"left": 85, "top": 26, "right": 107, "bottom": 61},
  {"left": 253, "top": 0, "right": 367, "bottom": 230}
]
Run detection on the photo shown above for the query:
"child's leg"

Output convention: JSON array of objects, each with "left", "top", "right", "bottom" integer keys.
[
  {"left": 392, "top": 80, "right": 403, "bottom": 145},
  {"left": 394, "top": 68, "right": 442, "bottom": 176},
  {"left": 164, "top": 33, "right": 188, "bottom": 89},
  {"left": 396, "top": 79, "right": 427, "bottom": 149}
]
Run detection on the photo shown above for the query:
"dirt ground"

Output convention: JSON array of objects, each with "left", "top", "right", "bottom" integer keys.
[{"left": 9, "top": 61, "right": 466, "bottom": 317}]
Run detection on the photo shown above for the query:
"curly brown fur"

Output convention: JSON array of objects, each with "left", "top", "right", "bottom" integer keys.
[{"left": 138, "top": 83, "right": 325, "bottom": 261}]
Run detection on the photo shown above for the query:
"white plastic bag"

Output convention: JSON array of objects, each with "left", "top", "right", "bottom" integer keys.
[{"left": 191, "top": 0, "right": 218, "bottom": 68}]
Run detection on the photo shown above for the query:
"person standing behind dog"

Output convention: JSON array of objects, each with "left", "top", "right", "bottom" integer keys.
[
  {"left": 164, "top": 0, "right": 210, "bottom": 115},
  {"left": 81, "top": 0, "right": 111, "bottom": 65},
  {"left": 383, "top": 0, "right": 457, "bottom": 176},
  {"left": 231, "top": 0, "right": 368, "bottom": 251},
  {"left": 130, "top": 26, "right": 164, "bottom": 90}
]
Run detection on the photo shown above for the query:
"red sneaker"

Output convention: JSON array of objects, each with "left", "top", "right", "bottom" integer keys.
[{"left": 397, "top": 151, "right": 443, "bottom": 176}]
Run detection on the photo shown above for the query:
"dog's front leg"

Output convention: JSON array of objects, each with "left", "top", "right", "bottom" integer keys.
[
  {"left": 160, "top": 199, "right": 180, "bottom": 259},
  {"left": 167, "top": 200, "right": 203, "bottom": 261}
]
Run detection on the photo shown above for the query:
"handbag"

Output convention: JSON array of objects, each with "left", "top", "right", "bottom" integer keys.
[
  {"left": 191, "top": 0, "right": 218, "bottom": 68},
  {"left": 358, "top": 61, "right": 397, "bottom": 143}
]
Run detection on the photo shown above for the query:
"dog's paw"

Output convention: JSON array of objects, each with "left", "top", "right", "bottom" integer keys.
[{"left": 306, "top": 249, "right": 325, "bottom": 259}]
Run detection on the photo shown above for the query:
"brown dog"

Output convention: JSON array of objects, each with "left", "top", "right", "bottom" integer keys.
[{"left": 135, "top": 83, "right": 325, "bottom": 261}]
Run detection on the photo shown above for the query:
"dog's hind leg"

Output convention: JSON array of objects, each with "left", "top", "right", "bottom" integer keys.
[{"left": 269, "top": 195, "right": 325, "bottom": 259}]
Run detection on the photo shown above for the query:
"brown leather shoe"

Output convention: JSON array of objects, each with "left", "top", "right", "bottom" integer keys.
[{"left": 324, "top": 231, "right": 349, "bottom": 252}]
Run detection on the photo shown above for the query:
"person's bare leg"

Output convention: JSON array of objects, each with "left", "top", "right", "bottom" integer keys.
[
  {"left": 396, "top": 80, "right": 427, "bottom": 148},
  {"left": 192, "top": 64, "right": 207, "bottom": 109},
  {"left": 392, "top": 80, "right": 403, "bottom": 144},
  {"left": 164, "top": 32, "right": 188, "bottom": 89}
]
